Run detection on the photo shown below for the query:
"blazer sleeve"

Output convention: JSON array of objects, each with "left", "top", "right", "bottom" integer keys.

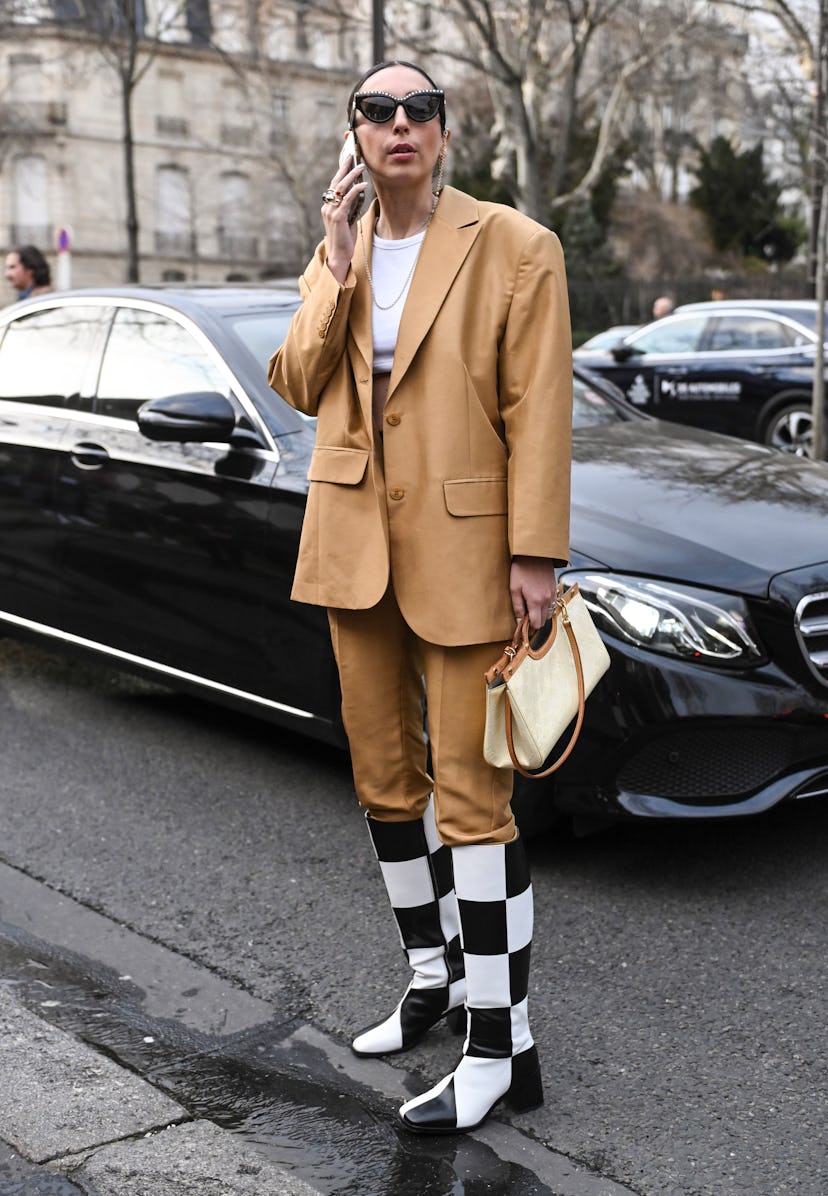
[
  {"left": 267, "top": 241, "right": 357, "bottom": 417},
  {"left": 499, "top": 227, "right": 572, "bottom": 565}
]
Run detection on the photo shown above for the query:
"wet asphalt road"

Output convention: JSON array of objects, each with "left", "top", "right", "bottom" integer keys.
[{"left": 1, "top": 636, "right": 828, "bottom": 1195}]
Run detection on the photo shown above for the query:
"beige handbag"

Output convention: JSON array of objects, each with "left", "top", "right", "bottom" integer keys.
[{"left": 483, "top": 583, "right": 611, "bottom": 779}]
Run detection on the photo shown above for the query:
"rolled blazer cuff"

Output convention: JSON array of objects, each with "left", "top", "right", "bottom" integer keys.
[
  {"left": 267, "top": 248, "right": 356, "bottom": 412},
  {"left": 300, "top": 252, "right": 357, "bottom": 302}
]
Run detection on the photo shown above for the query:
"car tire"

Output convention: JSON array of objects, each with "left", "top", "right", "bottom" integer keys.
[{"left": 760, "top": 396, "right": 814, "bottom": 457}]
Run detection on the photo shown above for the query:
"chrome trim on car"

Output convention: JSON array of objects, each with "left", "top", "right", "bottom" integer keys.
[
  {"left": 619, "top": 766, "right": 827, "bottom": 819},
  {"left": 0, "top": 609, "right": 317, "bottom": 721},
  {"left": 794, "top": 591, "right": 828, "bottom": 688}
]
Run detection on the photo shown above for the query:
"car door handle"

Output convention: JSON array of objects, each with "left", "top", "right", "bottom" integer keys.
[{"left": 70, "top": 441, "right": 110, "bottom": 470}]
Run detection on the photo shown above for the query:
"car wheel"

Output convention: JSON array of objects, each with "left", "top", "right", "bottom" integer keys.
[{"left": 762, "top": 401, "right": 813, "bottom": 457}]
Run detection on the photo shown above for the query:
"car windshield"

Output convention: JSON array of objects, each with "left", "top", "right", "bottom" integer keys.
[
  {"left": 573, "top": 375, "right": 625, "bottom": 427},
  {"left": 626, "top": 315, "right": 708, "bottom": 355},
  {"left": 781, "top": 308, "right": 828, "bottom": 339},
  {"left": 224, "top": 308, "right": 316, "bottom": 424},
  {"left": 225, "top": 311, "right": 623, "bottom": 431}
]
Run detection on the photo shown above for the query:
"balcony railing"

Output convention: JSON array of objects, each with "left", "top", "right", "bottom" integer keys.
[
  {"left": 0, "top": 102, "right": 67, "bottom": 132},
  {"left": 218, "top": 233, "right": 258, "bottom": 259},
  {"left": 220, "top": 124, "right": 252, "bottom": 147},
  {"left": 156, "top": 115, "right": 189, "bottom": 137},
  {"left": 155, "top": 230, "right": 195, "bottom": 255},
  {"left": 10, "top": 224, "right": 52, "bottom": 247}
]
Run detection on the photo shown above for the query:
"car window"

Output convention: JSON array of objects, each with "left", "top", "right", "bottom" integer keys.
[
  {"left": 572, "top": 375, "right": 624, "bottom": 427},
  {"left": 0, "top": 306, "right": 109, "bottom": 410},
  {"left": 96, "top": 307, "right": 227, "bottom": 419},
  {"left": 707, "top": 315, "right": 793, "bottom": 351},
  {"left": 224, "top": 307, "right": 316, "bottom": 428},
  {"left": 627, "top": 316, "right": 708, "bottom": 355}
]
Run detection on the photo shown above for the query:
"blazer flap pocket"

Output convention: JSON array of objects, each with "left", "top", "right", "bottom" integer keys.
[
  {"left": 308, "top": 446, "right": 370, "bottom": 485},
  {"left": 444, "top": 477, "right": 507, "bottom": 516}
]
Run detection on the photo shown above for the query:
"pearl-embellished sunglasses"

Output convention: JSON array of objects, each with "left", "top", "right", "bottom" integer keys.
[{"left": 352, "top": 89, "right": 445, "bottom": 125}]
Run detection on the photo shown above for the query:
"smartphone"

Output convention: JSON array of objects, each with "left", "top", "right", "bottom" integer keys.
[
  {"left": 339, "top": 130, "right": 365, "bottom": 225},
  {"left": 339, "top": 129, "right": 361, "bottom": 171}
]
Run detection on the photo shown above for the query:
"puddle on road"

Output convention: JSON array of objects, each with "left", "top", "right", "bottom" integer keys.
[
  {"left": 0, "top": 1140, "right": 86, "bottom": 1196},
  {"left": 0, "top": 922, "right": 555, "bottom": 1196}
]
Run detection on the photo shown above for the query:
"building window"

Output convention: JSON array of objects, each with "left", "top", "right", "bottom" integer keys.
[
  {"left": 157, "top": 71, "right": 188, "bottom": 136},
  {"left": 220, "top": 79, "right": 251, "bottom": 146},
  {"left": 186, "top": 0, "right": 211, "bottom": 45},
  {"left": 9, "top": 54, "right": 42, "bottom": 100},
  {"left": 11, "top": 154, "right": 49, "bottom": 247},
  {"left": 218, "top": 171, "right": 256, "bottom": 259},
  {"left": 155, "top": 165, "right": 193, "bottom": 255}
]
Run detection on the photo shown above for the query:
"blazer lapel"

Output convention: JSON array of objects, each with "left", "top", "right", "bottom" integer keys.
[
  {"left": 348, "top": 200, "right": 376, "bottom": 372},
  {"left": 386, "top": 187, "right": 481, "bottom": 401},
  {"left": 347, "top": 200, "right": 378, "bottom": 435}
]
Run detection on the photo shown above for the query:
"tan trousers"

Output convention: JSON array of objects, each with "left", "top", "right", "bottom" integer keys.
[{"left": 328, "top": 584, "right": 515, "bottom": 847}]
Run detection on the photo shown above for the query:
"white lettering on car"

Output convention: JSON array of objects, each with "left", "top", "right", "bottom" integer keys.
[{"left": 658, "top": 376, "right": 742, "bottom": 401}]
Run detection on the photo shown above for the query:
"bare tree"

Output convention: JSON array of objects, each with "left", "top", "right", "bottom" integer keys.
[
  {"left": 386, "top": 0, "right": 730, "bottom": 223},
  {"left": 66, "top": 0, "right": 190, "bottom": 281},
  {"left": 716, "top": 0, "right": 823, "bottom": 454},
  {"left": 811, "top": 0, "right": 826, "bottom": 457},
  {"left": 211, "top": 0, "right": 360, "bottom": 270}
]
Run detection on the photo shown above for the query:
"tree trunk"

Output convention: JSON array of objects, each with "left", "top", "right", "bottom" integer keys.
[
  {"left": 122, "top": 79, "right": 140, "bottom": 283},
  {"left": 514, "top": 100, "right": 543, "bottom": 220},
  {"left": 813, "top": 179, "right": 826, "bottom": 461}
]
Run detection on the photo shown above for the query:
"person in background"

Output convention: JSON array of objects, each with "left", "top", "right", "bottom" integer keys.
[
  {"left": 269, "top": 59, "right": 572, "bottom": 1135},
  {"left": 4, "top": 245, "right": 52, "bottom": 300},
  {"left": 652, "top": 295, "right": 674, "bottom": 319}
]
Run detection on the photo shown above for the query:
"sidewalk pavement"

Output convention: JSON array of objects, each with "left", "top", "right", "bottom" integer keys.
[{"left": 0, "top": 987, "right": 319, "bottom": 1196}]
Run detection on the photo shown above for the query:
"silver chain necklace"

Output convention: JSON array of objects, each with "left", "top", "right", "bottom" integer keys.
[{"left": 360, "top": 192, "right": 439, "bottom": 311}]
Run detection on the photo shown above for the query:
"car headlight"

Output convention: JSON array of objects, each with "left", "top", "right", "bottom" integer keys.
[{"left": 563, "top": 572, "right": 765, "bottom": 666}]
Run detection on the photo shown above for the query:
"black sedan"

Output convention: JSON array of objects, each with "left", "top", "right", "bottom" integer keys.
[
  {"left": 580, "top": 305, "right": 826, "bottom": 456},
  {"left": 1, "top": 287, "right": 827, "bottom": 830}
]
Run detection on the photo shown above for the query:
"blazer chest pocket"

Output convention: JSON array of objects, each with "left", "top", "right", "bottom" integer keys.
[
  {"left": 307, "top": 446, "right": 370, "bottom": 485},
  {"left": 443, "top": 477, "right": 507, "bottom": 516}
]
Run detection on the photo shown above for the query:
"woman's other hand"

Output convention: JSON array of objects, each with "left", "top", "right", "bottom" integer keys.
[
  {"left": 510, "top": 556, "right": 557, "bottom": 631},
  {"left": 322, "top": 158, "right": 367, "bottom": 284}
]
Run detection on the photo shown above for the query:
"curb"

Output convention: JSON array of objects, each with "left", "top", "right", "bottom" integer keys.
[{"left": 0, "top": 987, "right": 319, "bottom": 1195}]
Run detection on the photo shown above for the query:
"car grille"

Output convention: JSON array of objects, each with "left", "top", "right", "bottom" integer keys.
[
  {"left": 794, "top": 592, "right": 828, "bottom": 689},
  {"left": 617, "top": 724, "right": 828, "bottom": 803}
]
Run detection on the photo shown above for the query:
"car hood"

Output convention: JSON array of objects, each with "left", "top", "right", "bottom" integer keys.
[{"left": 571, "top": 419, "right": 828, "bottom": 597}]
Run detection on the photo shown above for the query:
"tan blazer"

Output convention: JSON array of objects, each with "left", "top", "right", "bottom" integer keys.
[{"left": 268, "top": 186, "right": 572, "bottom": 647}]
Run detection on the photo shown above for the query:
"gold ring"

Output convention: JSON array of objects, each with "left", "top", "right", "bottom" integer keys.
[{"left": 322, "top": 188, "right": 343, "bottom": 205}]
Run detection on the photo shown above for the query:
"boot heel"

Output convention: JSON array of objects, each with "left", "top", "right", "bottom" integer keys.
[
  {"left": 507, "top": 1046, "right": 544, "bottom": 1112},
  {"left": 445, "top": 1006, "right": 466, "bottom": 1035}
]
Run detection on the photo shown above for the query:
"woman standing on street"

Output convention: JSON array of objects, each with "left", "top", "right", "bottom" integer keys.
[{"left": 268, "top": 59, "right": 572, "bottom": 1135}]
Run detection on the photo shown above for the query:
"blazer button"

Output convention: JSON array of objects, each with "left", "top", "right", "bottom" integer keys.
[
  {"left": 385, "top": 412, "right": 401, "bottom": 426},
  {"left": 389, "top": 487, "right": 405, "bottom": 501}
]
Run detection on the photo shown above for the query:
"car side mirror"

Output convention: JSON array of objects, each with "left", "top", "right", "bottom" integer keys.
[
  {"left": 137, "top": 391, "right": 237, "bottom": 443},
  {"left": 610, "top": 343, "right": 637, "bottom": 362}
]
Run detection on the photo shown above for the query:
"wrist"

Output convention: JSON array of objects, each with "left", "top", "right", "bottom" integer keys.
[{"left": 326, "top": 257, "right": 350, "bottom": 285}]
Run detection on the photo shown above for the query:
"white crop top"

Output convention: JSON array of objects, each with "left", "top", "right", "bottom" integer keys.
[{"left": 371, "top": 229, "right": 426, "bottom": 373}]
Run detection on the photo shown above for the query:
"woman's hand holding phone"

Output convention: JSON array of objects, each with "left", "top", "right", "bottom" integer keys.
[{"left": 322, "top": 136, "right": 367, "bottom": 285}]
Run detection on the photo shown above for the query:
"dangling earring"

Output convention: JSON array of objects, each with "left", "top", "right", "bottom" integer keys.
[{"left": 433, "top": 142, "right": 447, "bottom": 196}]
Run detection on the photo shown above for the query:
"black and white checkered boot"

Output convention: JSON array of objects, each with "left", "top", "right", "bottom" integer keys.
[
  {"left": 352, "top": 798, "right": 466, "bottom": 1056},
  {"left": 399, "top": 834, "right": 543, "bottom": 1133}
]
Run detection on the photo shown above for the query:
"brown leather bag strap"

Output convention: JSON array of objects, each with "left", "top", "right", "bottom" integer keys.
[{"left": 504, "top": 615, "right": 586, "bottom": 779}]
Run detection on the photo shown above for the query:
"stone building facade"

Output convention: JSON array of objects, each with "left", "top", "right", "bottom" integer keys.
[{"left": 0, "top": 1, "right": 369, "bottom": 289}]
